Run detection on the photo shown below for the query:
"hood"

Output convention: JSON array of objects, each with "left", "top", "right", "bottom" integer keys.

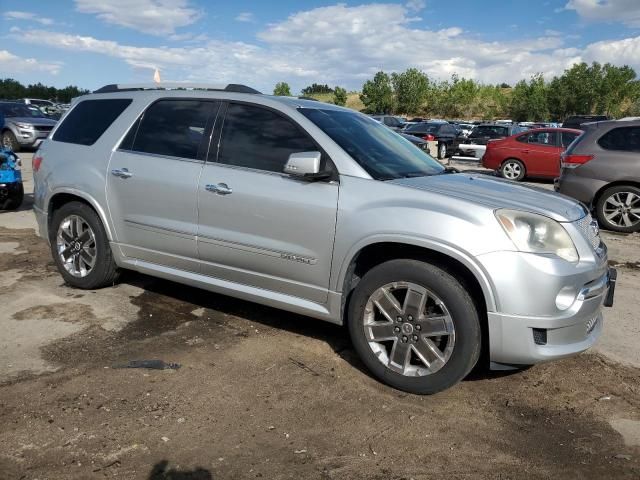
[
  {"left": 390, "top": 173, "right": 586, "bottom": 222},
  {"left": 7, "top": 116, "right": 57, "bottom": 126}
]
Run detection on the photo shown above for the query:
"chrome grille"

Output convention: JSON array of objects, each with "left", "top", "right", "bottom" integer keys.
[{"left": 575, "top": 214, "right": 601, "bottom": 250}]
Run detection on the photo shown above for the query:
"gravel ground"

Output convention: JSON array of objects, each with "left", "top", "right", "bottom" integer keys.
[{"left": 0, "top": 154, "right": 638, "bottom": 479}]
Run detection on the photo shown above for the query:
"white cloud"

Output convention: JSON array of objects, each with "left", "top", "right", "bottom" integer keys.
[
  {"left": 4, "top": 11, "right": 55, "bottom": 25},
  {"left": 74, "top": 0, "right": 201, "bottom": 35},
  {"left": 9, "top": 3, "right": 640, "bottom": 92},
  {"left": 235, "top": 12, "right": 255, "bottom": 23},
  {"left": 405, "top": 0, "right": 426, "bottom": 13},
  {"left": 565, "top": 0, "right": 640, "bottom": 27},
  {"left": 0, "top": 50, "right": 62, "bottom": 75}
]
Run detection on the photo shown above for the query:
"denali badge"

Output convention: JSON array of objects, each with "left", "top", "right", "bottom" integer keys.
[{"left": 280, "top": 253, "right": 316, "bottom": 265}]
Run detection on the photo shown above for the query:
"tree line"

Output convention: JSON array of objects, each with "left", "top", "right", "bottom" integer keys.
[
  {"left": 0, "top": 78, "right": 90, "bottom": 104},
  {"left": 274, "top": 61, "right": 640, "bottom": 120}
]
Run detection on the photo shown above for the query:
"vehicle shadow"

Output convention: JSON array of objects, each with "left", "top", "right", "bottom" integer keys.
[
  {"left": 121, "top": 272, "right": 519, "bottom": 385},
  {"left": 148, "top": 460, "right": 212, "bottom": 479}
]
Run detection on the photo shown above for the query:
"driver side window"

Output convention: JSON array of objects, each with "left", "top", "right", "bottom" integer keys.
[{"left": 217, "top": 103, "right": 318, "bottom": 173}]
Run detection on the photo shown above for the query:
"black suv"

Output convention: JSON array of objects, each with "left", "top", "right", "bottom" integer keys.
[
  {"left": 465, "top": 123, "right": 525, "bottom": 145},
  {"left": 403, "top": 122, "right": 461, "bottom": 159},
  {"left": 562, "top": 115, "right": 610, "bottom": 130}
]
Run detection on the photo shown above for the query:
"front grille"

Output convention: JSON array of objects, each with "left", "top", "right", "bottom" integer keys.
[
  {"left": 532, "top": 328, "right": 547, "bottom": 345},
  {"left": 575, "top": 214, "right": 601, "bottom": 250},
  {"left": 35, "top": 126, "right": 54, "bottom": 133}
]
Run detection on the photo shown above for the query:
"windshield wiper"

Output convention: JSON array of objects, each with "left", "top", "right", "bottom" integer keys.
[{"left": 436, "top": 167, "right": 459, "bottom": 175}]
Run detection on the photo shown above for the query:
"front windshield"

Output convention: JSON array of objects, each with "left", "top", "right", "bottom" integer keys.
[
  {"left": 299, "top": 108, "right": 444, "bottom": 180},
  {"left": 0, "top": 103, "right": 47, "bottom": 118}
]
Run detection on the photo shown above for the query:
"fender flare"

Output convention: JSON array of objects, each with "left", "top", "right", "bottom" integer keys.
[{"left": 334, "top": 233, "right": 498, "bottom": 312}]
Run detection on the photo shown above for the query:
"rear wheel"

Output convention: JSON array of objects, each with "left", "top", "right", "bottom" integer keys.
[
  {"left": 1, "top": 183, "right": 23, "bottom": 210},
  {"left": 49, "top": 201, "right": 120, "bottom": 289},
  {"left": 596, "top": 185, "right": 640, "bottom": 233},
  {"left": 2, "top": 131, "right": 19, "bottom": 152},
  {"left": 348, "top": 259, "right": 481, "bottom": 394},
  {"left": 438, "top": 142, "right": 447, "bottom": 159},
  {"left": 500, "top": 159, "right": 525, "bottom": 181}
]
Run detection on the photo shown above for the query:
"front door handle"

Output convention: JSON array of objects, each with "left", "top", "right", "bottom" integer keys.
[
  {"left": 205, "top": 183, "right": 232, "bottom": 195},
  {"left": 111, "top": 168, "right": 133, "bottom": 179}
]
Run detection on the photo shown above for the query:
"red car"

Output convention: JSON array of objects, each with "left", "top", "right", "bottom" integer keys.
[{"left": 482, "top": 128, "right": 582, "bottom": 181}]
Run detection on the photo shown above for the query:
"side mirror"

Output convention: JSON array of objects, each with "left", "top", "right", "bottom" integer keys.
[{"left": 284, "top": 151, "right": 331, "bottom": 181}]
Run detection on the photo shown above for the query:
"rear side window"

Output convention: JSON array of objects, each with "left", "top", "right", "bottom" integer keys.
[
  {"left": 122, "top": 99, "right": 216, "bottom": 160},
  {"left": 527, "top": 131, "right": 558, "bottom": 146},
  {"left": 598, "top": 127, "right": 640, "bottom": 152},
  {"left": 217, "top": 103, "right": 317, "bottom": 173},
  {"left": 53, "top": 99, "right": 131, "bottom": 145}
]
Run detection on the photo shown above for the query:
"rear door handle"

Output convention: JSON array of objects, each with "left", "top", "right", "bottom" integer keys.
[
  {"left": 111, "top": 168, "right": 133, "bottom": 179},
  {"left": 205, "top": 183, "right": 232, "bottom": 195}
]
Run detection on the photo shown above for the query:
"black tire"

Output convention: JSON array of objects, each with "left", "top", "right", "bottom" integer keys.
[
  {"left": 438, "top": 142, "right": 447, "bottom": 159},
  {"left": 49, "top": 201, "right": 120, "bottom": 289},
  {"left": 2, "top": 130, "right": 20, "bottom": 152},
  {"left": 500, "top": 158, "right": 526, "bottom": 181},
  {"left": 348, "top": 259, "right": 481, "bottom": 394},
  {"left": 595, "top": 185, "right": 640, "bottom": 233},
  {"left": 1, "top": 183, "right": 24, "bottom": 210}
]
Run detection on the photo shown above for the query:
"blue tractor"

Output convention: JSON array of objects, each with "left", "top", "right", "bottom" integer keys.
[{"left": 0, "top": 147, "right": 23, "bottom": 210}]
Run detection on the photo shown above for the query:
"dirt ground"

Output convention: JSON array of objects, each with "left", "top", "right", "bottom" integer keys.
[{"left": 1, "top": 156, "right": 639, "bottom": 479}]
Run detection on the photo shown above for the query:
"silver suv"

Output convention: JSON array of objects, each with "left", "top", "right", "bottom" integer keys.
[{"left": 33, "top": 83, "right": 616, "bottom": 394}]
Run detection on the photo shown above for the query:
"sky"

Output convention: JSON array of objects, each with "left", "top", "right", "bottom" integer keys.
[{"left": 1, "top": 0, "right": 640, "bottom": 94}]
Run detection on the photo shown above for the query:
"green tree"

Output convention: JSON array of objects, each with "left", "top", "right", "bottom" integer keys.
[
  {"left": 509, "top": 74, "right": 548, "bottom": 121},
  {"left": 301, "top": 83, "right": 333, "bottom": 95},
  {"left": 333, "top": 86, "right": 347, "bottom": 106},
  {"left": 0, "top": 78, "right": 27, "bottom": 99},
  {"left": 391, "top": 68, "right": 430, "bottom": 114},
  {"left": 273, "top": 82, "right": 291, "bottom": 96},
  {"left": 360, "top": 71, "right": 394, "bottom": 113}
]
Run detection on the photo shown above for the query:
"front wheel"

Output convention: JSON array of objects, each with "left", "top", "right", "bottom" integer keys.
[
  {"left": 596, "top": 185, "right": 640, "bottom": 233},
  {"left": 348, "top": 259, "right": 481, "bottom": 394},
  {"left": 500, "top": 159, "right": 525, "bottom": 181},
  {"left": 49, "top": 201, "right": 120, "bottom": 289},
  {"left": 2, "top": 130, "right": 19, "bottom": 152}
]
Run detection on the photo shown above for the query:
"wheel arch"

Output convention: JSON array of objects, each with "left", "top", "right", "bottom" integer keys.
[
  {"left": 338, "top": 238, "right": 497, "bottom": 312},
  {"left": 592, "top": 180, "right": 640, "bottom": 209},
  {"left": 47, "top": 189, "right": 114, "bottom": 241}
]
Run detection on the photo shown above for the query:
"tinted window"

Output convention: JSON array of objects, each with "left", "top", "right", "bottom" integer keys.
[
  {"left": 53, "top": 99, "right": 131, "bottom": 146},
  {"left": 125, "top": 99, "right": 214, "bottom": 159},
  {"left": 561, "top": 131, "right": 579, "bottom": 148},
  {"left": 473, "top": 126, "right": 508, "bottom": 137},
  {"left": 300, "top": 108, "right": 444, "bottom": 180},
  {"left": 406, "top": 123, "right": 439, "bottom": 133},
  {"left": 218, "top": 104, "right": 317, "bottom": 173},
  {"left": 0, "top": 102, "right": 48, "bottom": 118},
  {"left": 527, "top": 131, "right": 557, "bottom": 146},
  {"left": 598, "top": 127, "right": 640, "bottom": 152}
]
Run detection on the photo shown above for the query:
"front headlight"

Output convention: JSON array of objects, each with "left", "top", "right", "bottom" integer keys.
[
  {"left": 16, "top": 122, "right": 34, "bottom": 129},
  {"left": 495, "top": 209, "right": 579, "bottom": 263}
]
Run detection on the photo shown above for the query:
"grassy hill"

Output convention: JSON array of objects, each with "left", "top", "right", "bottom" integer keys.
[{"left": 306, "top": 92, "right": 365, "bottom": 111}]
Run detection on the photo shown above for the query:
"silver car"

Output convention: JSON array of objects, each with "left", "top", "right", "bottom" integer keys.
[{"left": 32, "top": 83, "right": 616, "bottom": 394}]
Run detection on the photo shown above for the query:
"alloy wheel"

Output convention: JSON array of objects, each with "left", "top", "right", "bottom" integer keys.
[
  {"left": 502, "top": 161, "right": 522, "bottom": 180},
  {"left": 56, "top": 215, "right": 97, "bottom": 278},
  {"left": 602, "top": 191, "right": 640, "bottom": 229},
  {"left": 363, "top": 281, "right": 455, "bottom": 377}
]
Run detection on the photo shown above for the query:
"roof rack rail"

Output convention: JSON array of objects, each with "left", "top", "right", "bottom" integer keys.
[{"left": 93, "top": 83, "right": 261, "bottom": 94}]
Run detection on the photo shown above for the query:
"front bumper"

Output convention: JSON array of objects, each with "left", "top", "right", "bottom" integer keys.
[
  {"left": 14, "top": 128, "right": 49, "bottom": 148},
  {"left": 478, "top": 248, "right": 614, "bottom": 368}
]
